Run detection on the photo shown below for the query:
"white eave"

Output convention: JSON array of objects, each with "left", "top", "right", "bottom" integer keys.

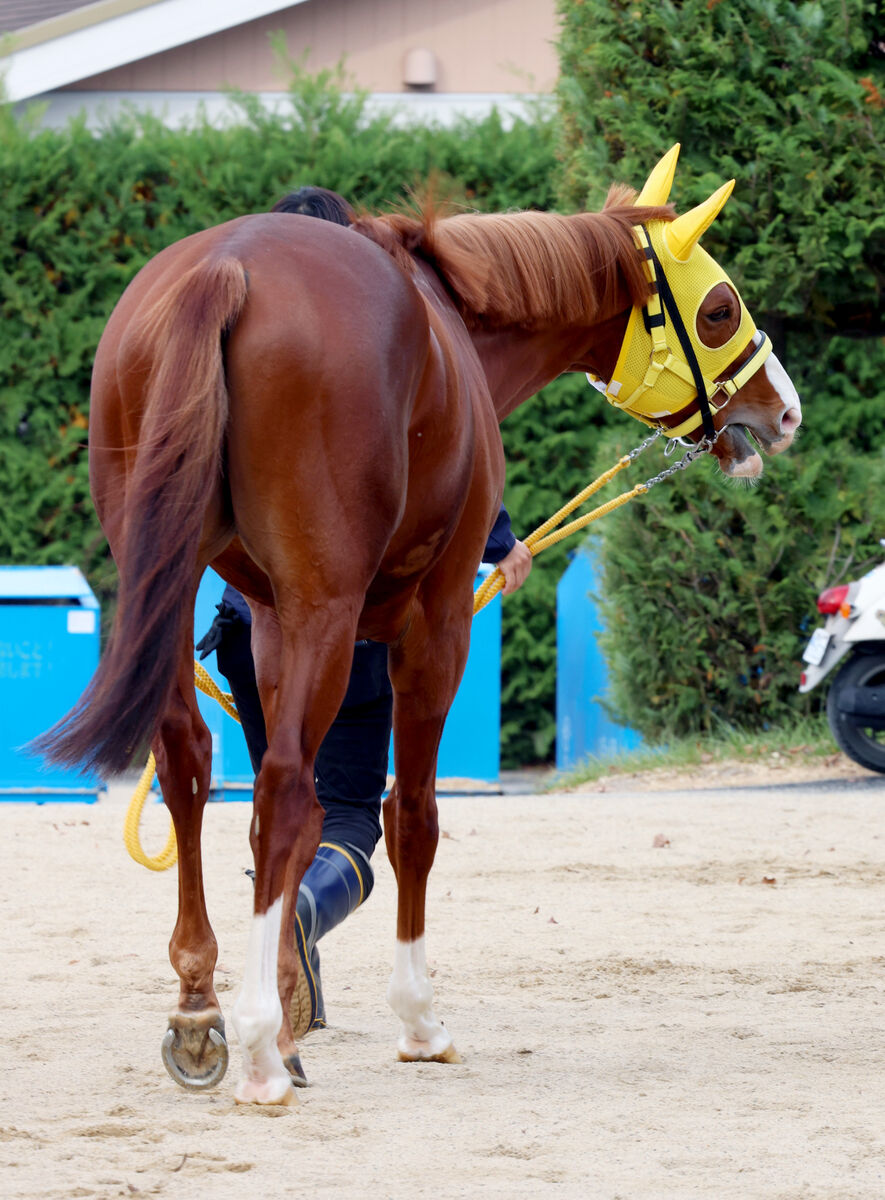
[
  {"left": 0, "top": 0, "right": 310, "bottom": 103},
  {"left": 24, "top": 87, "right": 549, "bottom": 129}
]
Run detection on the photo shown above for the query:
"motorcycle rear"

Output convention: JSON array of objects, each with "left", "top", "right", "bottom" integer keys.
[{"left": 800, "top": 552, "right": 885, "bottom": 773}]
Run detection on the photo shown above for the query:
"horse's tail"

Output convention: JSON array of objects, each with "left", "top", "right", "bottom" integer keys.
[{"left": 33, "top": 256, "right": 248, "bottom": 776}]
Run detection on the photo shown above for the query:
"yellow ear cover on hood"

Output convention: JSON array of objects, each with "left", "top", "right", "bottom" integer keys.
[{"left": 605, "top": 221, "right": 759, "bottom": 433}]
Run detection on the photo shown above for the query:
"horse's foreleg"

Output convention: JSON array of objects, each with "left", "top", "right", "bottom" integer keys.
[
  {"left": 153, "top": 662, "right": 228, "bottom": 1091},
  {"left": 230, "top": 606, "right": 355, "bottom": 1105},
  {"left": 384, "top": 603, "right": 471, "bottom": 1064}
]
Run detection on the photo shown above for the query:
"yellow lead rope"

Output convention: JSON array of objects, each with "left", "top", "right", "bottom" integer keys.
[
  {"left": 473, "top": 455, "right": 645, "bottom": 613},
  {"left": 126, "top": 451, "right": 653, "bottom": 871},
  {"left": 124, "top": 663, "right": 241, "bottom": 871},
  {"left": 123, "top": 753, "right": 178, "bottom": 871}
]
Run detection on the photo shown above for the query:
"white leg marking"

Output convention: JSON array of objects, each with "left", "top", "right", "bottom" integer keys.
[
  {"left": 230, "top": 897, "right": 295, "bottom": 1104},
  {"left": 387, "top": 937, "right": 453, "bottom": 1059}
]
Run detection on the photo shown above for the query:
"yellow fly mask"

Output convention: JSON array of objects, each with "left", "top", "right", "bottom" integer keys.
[{"left": 590, "top": 145, "right": 772, "bottom": 441}]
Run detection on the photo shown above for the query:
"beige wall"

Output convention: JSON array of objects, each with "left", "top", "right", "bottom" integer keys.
[{"left": 68, "top": 0, "right": 559, "bottom": 94}]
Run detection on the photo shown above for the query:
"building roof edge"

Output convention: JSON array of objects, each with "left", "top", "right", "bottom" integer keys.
[{"left": 3, "top": 0, "right": 164, "bottom": 54}]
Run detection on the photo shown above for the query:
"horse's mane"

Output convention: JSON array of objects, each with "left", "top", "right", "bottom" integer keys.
[{"left": 351, "top": 185, "right": 675, "bottom": 330}]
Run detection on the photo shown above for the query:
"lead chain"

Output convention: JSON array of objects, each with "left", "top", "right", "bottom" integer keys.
[
  {"left": 625, "top": 427, "right": 664, "bottom": 460},
  {"left": 642, "top": 432, "right": 718, "bottom": 491}
]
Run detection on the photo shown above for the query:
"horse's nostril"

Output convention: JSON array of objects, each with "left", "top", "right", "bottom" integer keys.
[{"left": 781, "top": 407, "right": 801, "bottom": 435}]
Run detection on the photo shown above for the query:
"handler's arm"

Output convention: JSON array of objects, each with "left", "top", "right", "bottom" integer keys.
[{"left": 482, "top": 505, "right": 533, "bottom": 595}]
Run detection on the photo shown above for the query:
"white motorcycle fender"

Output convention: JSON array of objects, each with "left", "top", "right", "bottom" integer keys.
[
  {"left": 844, "top": 562, "right": 885, "bottom": 644},
  {"left": 799, "top": 562, "right": 885, "bottom": 694},
  {"left": 799, "top": 622, "right": 853, "bottom": 693}
]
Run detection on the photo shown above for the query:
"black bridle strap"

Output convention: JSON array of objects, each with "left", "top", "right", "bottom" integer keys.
[{"left": 641, "top": 228, "right": 717, "bottom": 442}]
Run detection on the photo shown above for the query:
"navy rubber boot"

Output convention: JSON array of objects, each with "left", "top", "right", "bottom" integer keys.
[{"left": 290, "top": 842, "right": 374, "bottom": 1047}]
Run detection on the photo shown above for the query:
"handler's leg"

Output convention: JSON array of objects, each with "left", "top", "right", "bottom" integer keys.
[{"left": 291, "top": 641, "right": 391, "bottom": 1045}]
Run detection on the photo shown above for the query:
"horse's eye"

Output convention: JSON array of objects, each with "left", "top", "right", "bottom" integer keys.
[{"left": 706, "top": 306, "right": 731, "bottom": 323}]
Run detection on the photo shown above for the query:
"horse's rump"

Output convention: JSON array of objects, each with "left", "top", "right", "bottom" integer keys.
[
  {"left": 216, "top": 217, "right": 498, "bottom": 630},
  {"left": 36, "top": 214, "right": 498, "bottom": 773}
]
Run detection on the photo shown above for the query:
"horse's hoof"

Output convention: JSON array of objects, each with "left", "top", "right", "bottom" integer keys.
[
  {"left": 397, "top": 1042, "right": 462, "bottom": 1064},
  {"left": 161, "top": 1013, "right": 229, "bottom": 1091},
  {"left": 284, "top": 1051, "right": 310, "bottom": 1088}
]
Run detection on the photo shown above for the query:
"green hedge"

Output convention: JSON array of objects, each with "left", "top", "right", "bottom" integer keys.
[
  {"left": 556, "top": 0, "right": 885, "bottom": 741},
  {"left": 591, "top": 437, "right": 885, "bottom": 739},
  {"left": 557, "top": 0, "right": 884, "bottom": 443}
]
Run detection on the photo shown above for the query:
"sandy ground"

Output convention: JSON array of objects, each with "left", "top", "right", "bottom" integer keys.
[{"left": 3, "top": 765, "right": 885, "bottom": 1200}]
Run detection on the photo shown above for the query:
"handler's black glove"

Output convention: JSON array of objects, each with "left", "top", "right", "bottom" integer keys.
[{"left": 195, "top": 601, "right": 240, "bottom": 660}]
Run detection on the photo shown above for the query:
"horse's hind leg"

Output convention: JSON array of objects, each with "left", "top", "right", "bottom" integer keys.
[
  {"left": 231, "top": 602, "right": 357, "bottom": 1105},
  {"left": 153, "top": 645, "right": 228, "bottom": 1091},
  {"left": 384, "top": 591, "right": 472, "bottom": 1064}
]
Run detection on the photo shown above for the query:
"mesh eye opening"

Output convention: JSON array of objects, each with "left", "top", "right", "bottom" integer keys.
[{"left": 695, "top": 283, "right": 743, "bottom": 350}]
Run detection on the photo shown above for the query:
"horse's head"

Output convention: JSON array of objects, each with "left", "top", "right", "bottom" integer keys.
[{"left": 591, "top": 145, "right": 801, "bottom": 478}]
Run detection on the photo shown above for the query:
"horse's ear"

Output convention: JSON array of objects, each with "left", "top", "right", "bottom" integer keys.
[
  {"left": 664, "top": 179, "right": 735, "bottom": 261},
  {"left": 635, "top": 144, "right": 681, "bottom": 206}
]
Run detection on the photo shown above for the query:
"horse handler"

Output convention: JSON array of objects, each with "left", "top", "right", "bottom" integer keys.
[{"left": 196, "top": 185, "right": 533, "bottom": 1082}]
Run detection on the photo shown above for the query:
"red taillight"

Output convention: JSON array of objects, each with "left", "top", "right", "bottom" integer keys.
[{"left": 817, "top": 584, "right": 850, "bottom": 614}]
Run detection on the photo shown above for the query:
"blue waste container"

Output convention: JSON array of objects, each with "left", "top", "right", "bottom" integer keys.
[
  {"left": 0, "top": 565, "right": 104, "bottom": 802},
  {"left": 389, "top": 565, "right": 501, "bottom": 785},
  {"left": 436, "top": 564, "right": 501, "bottom": 783},
  {"left": 193, "top": 565, "right": 502, "bottom": 798},
  {"left": 556, "top": 546, "right": 641, "bottom": 770}
]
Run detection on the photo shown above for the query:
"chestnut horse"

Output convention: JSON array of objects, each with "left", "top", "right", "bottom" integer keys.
[{"left": 37, "top": 149, "right": 800, "bottom": 1104}]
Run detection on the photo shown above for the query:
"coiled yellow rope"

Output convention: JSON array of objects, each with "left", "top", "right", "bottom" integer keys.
[
  {"left": 124, "top": 663, "right": 241, "bottom": 871},
  {"left": 126, "top": 454, "right": 649, "bottom": 871},
  {"left": 123, "top": 752, "right": 179, "bottom": 871}
]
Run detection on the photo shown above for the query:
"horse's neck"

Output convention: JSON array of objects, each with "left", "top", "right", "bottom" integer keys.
[
  {"left": 411, "top": 256, "right": 632, "bottom": 423},
  {"left": 469, "top": 311, "right": 630, "bottom": 422}
]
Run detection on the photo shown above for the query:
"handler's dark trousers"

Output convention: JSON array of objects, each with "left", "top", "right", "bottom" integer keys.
[{"left": 213, "top": 611, "right": 390, "bottom": 863}]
